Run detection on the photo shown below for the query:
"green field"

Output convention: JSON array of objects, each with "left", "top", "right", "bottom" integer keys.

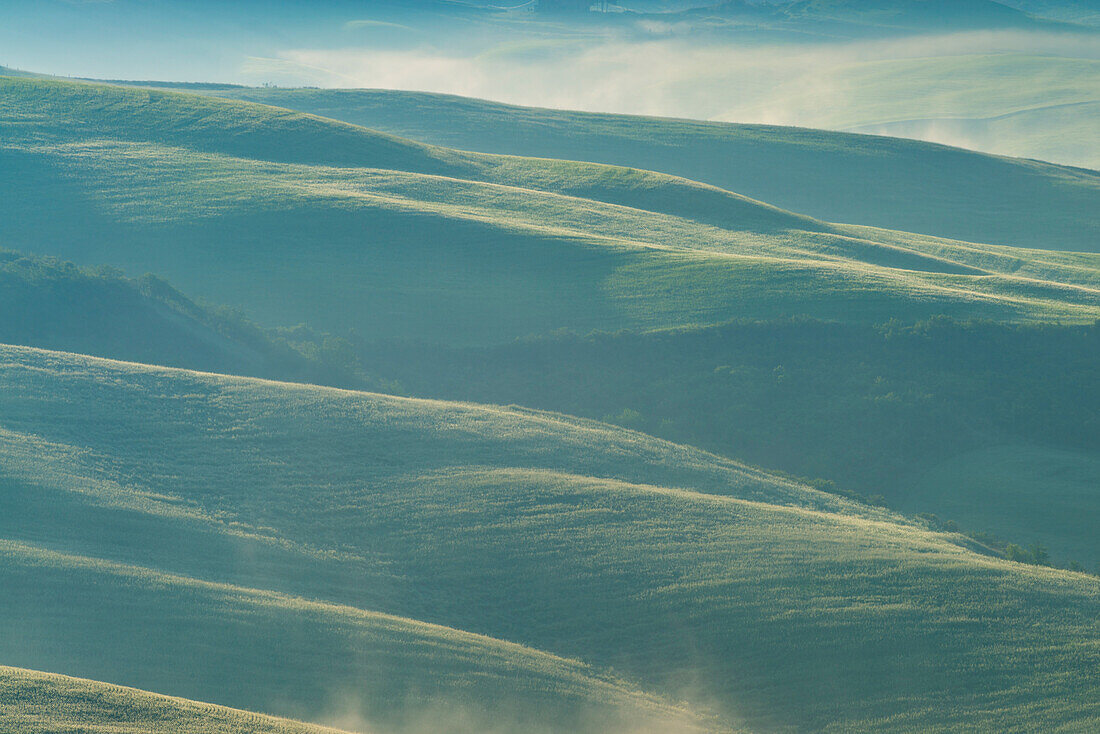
[
  {"left": 8, "top": 246, "right": 1096, "bottom": 576},
  {"left": 0, "top": 540, "right": 702, "bottom": 734},
  {"left": 2, "top": 344, "right": 1100, "bottom": 733},
  {"left": 2, "top": 76, "right": 1099, "bottom": 349}
]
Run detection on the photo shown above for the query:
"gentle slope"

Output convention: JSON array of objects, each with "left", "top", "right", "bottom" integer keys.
[{"left": 2, "top": 344, "right": 1099, "bottom": 732}]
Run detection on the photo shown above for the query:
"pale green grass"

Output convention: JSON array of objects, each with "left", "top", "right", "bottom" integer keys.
[
  {"left": 2, "top": 344, "right": 1099, "bottom": 733},
  {"left": 1, "top": 78, "right": 1097, "bottom": 345},
  {"left": 0, "top": 666, "right": 350, "bottom": 734}
]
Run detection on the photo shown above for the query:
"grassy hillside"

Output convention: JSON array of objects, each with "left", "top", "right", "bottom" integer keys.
[
  {"left": 0, "top": 248, "right": 362, "bottom": 382},
  {"left": 361, "top": 317, "right": 1100, "bottom": 567},
  {"left": 0, "top": 667, "right": 351, "bottom": 734},
  {"left": 188, "top": 84, "right": 1100, "bottom": 252},
  {"left": 1, "top": 77, "right": 1098, "bottom": 348},
  {"left": 0, "top": 540, "right": 703, "bottom": 734},
  {"left": 3, "top": 344, "right": 1100, "bottom": 732},
  {"left": 0, "top": 66, "right": 50, "bottom": 79}
]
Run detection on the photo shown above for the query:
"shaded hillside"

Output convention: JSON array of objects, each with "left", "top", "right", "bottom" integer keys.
[
  {"left": 195, "top": 85, "right": 1100, "bottom": 252},
  {"left": 0, "top": 249, "right": 359, "bottom": 384},
  {"left": 2, "top": 77, "right": 1098, "bottom": 349},
  {"left": 361, "top": 317, "right": 1100, "bottom": 567},
  {"left": 2, "top": 345, "right": 1099, "bottom": 732}
]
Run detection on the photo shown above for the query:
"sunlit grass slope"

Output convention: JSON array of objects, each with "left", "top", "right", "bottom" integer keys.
[
  {"left": 3, "top": 344, "right": 1100, "bottom": 733},
  {"left": 197, "top": 84, "right": 1100, "bottom": 252},
  {"left": 1, "top": 77, "right": 1098, "bottom": 346},
  {"left": 0, "top": 666, "right": 351, "bottom": 734}
]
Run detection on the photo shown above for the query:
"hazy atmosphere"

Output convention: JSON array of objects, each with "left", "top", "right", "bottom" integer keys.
[
  {"left": 2, "top": 1, "right": 1099, "bottom": 733},
  {"left": 4, "top": 0, "right": 1099, "bottom": 164}
]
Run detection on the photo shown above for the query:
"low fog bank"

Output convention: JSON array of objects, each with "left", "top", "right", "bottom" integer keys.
[{"left": 311, "top": 688, "right": 723, "bottom": 734}]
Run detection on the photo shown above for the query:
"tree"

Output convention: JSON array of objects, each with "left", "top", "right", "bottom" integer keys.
[{"left": 1028, "top": 542, "right": 1050, "bottom": 566}]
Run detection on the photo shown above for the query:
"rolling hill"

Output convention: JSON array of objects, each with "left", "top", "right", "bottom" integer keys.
[
  {"left": 184, "top": 84, "right": 1100, "bottom": 252},
  {"left": 360, "top": 317, "right": 1100, "bottom": 568},
  {"left": 2, "top": 76, "right": 1098, "bottom": 349},
  {"left": 2, "top": 343, "right": 1100, "bottom": 732},
  {"left": 0, "top": 539, "right": 703, "bottom": 734},
  {"left": 4, "top": 6, "right": 1099, "bottom": 734}
]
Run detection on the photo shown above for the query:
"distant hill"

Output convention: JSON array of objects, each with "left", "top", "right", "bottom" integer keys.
[
  {"left": 193, "top": 85, "right": 1100, "bottom": 252},
  {"left": 2, "top": 77, "right": 1097, "bottom": 349},
  {"left": 2, "top": 344, "right": 1099, "bottom": 732},
  {"left": 846, "top": 98, "right": 1100, "bottom": 172}
]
